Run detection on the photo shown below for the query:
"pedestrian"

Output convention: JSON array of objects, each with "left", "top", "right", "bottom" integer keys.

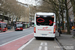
[{"left": 58, "top": 27, "right": 62, "bottom": 36}]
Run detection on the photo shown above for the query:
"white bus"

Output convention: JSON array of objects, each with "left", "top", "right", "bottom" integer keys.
[{"left": 34, "top": 12, "right": 56, "bottom": 39}]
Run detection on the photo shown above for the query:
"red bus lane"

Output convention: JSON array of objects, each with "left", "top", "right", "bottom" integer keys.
[{"left": 0, "top": 33, "right": 34, "bottom": 50}]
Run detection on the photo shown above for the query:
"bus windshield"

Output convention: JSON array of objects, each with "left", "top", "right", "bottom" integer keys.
[
  {"left": 16, "top": 24, "right": 23, "bottom": 28},
  {"left": 36, "top": 15, "right": 54, "bottom": 26},
  {"left": 3, "top": 24, "right": 6, "bottom": 28}
]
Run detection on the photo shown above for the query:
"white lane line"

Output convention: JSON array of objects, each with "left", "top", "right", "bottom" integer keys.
[
  {"left": 45, "top": 46, "right": 48, "bottom": 50},
  {"left": 40, "top": 42, "right": 43, "bottom": 46},
  {"left": 45, "top": 42, "right": 47, "bottom": 46},
  {"left": 18, "top": 38, "right": 34, "bottom": 50},
  {"left": 0, "top": 33, "right": 33, "bottom": 46},
  {"left": 38, "top": 46, "right": 42, "bottom": 50}
]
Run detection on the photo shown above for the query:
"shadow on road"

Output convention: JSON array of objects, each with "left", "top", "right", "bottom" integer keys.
[{"left": 35, "top": 37, "right": 55, "bottom": 41}]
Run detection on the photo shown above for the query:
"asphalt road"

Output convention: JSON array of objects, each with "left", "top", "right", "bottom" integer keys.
[
  {"left": 0, "top": 27, "right": 34, "bottom": 45},
  {"left": 0, "top": 27, "right": 61, "bottom": 50},
  {"left": 22, "top": 38, "right": 61, "bottom": 50}
]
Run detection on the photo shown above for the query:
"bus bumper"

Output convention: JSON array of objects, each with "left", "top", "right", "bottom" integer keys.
[{"left": 34, "top": 33, "right": 55, "bottom": 38}]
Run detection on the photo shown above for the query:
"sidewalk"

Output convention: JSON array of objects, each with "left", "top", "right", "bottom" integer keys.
[
  {"left": 7, "top": 27, "right": 14, "bottom": 32},
  {"left": 56, "top": 31, "right": 75, "bottom": 50}
]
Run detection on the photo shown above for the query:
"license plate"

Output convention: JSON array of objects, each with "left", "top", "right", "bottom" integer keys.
[{"left": 42, "top": 34, "right": 47, "bottom": 35}]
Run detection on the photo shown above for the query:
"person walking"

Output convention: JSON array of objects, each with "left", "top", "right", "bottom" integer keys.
[{"left": 58, "top": 27, "right": 62, "bottom": 36}]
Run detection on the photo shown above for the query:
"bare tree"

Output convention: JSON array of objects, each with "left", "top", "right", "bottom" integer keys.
[
  {"left": 0, "top": 0, "right": 27, "bottom": 24},
  {"left": 70, "top": 0, "right": 75, "bottom": 25}
]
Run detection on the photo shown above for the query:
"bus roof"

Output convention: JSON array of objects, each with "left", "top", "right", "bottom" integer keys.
[
  {"left": 35, "top": 12, "right": 55, "bottom": 15},
  {"left": 0, "top": 21, "right": 6, "bottom": 24}
]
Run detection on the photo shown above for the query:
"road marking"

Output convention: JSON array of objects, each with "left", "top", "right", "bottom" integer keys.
[
  {"left": 39, "top": 42, "right": 48, "bottom": 50},
  {"left": 45, "top": 46, "right": 47, "bottom": 50},
  {"left": 38, "top": 46, "right": 42, "bottom": 50},
  {"left": 0, "top": 33, "right": 33, "bottom": 46},
  {"left": 45, "top": 42, "right": 47, "bottom": 46},
  {"left": 18, "top": 38, "right": 34, "bottom": 50},
  {"left": 40, "top": 42, "right": 43, "bottom": 46}
]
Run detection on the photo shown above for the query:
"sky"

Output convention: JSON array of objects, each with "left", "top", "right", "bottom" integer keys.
[
  {"left": 17, "top": 0, "right": 36, "bottom": 6},
  {"left": 17, "top": 0, "right": 42, "bottom": 6}
]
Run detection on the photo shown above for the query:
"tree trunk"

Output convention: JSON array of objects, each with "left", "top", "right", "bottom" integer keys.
[
  {"left": 7, "top": 16, "right": 10, "bottom": 25},
  {"left": 61, "top": 0, "right": 64, "bottom": 30},
  {"left": 65, "top": 0, "right": 70, "bottom": 34},
  {"left": 2, "top": 13, "right": 5, "bottom": 21},
  {"left": 16, "top": 17, "right": 17, "bottom": 22},
  {"left": 61, "top": 9, "right": 64, "bottom": 30},
  {"left": 11, "top": 16, "right": 14, "bottom": 26},
  {"left": 55, "top": 9, "right": 59, "bottom": 29},
  {"left": 70, "top": 0, "right": 75, "bottom": 25},
  {"left": 58, "top": 0, "right": 61, "bottom": 28}
]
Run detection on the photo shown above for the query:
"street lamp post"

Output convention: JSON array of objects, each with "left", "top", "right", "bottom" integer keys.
[{"left": 65, "top": 0, "right": 71, "bottom": 34}]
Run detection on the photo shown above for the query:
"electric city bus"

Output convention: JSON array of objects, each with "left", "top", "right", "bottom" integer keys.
[
  {"left": 34, "top": 12, "right": 56, "bottom": 39},
  {"left": 0, "top": 21, "right": 7, "bottom": 32},
  {"left": 14, "top": 22, "right": 23, "bottom": 31}
]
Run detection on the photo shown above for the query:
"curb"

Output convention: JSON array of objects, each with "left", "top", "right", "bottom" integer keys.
[{"left": 55, "top": 37, "right": 66, "bottom": 50}]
